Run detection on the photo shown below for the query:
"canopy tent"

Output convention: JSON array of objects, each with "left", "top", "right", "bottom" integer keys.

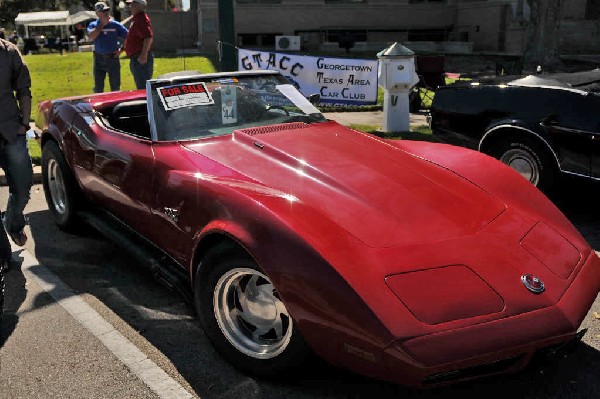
[
  {"left": 15, "top": 10, "right": 96, "bottom": 26},
  {"left": 15, "top": 11, "right": 70, "bottom": 26},
  {"left": 14, "top": 10, "right": 96, "bottom": 43},
  {"left": 70, "top": 11, "right": 97, "bottom": 25}
]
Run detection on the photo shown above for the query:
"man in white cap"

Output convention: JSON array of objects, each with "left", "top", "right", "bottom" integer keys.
[
  {"left": 124, "top": 0, "right": 154, "bottom": 89},
  {"left": 87, "top": 1, "right": 128, "bottom": 93}
]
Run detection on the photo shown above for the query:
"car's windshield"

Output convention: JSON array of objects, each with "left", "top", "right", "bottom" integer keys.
[{"left": 149, "top": 73, "right": 327, "bottom": 141}]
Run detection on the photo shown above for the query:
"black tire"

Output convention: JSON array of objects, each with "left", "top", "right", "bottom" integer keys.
[
  {"left": 490, "top": 135, "right": 558, "bottom": 194},
  {"left": 194, "top": 244, "right": 309, "bottom": 376},
  {"left": 41, "top": 141, "right": 81, "bottom": 230}
]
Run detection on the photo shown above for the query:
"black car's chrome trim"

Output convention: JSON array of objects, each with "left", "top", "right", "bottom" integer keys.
[
  {"left": 562, "top": 170, "right": 597, "bottom": 181},
  {"left": 540, "top": 121, "right": 599, "bottom": 137},
  {"left": 479, "top": 124, "right": 563, "bottom": 172}
]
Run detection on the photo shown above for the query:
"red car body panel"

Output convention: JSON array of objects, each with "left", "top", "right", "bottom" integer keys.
[{"left": 37, "top": 80, "right": 600, "bottom": 387}]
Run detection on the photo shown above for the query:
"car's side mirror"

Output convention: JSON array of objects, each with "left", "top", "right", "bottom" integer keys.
[{"left": 307, "top": 93, "right": 320, "bottom": 105}]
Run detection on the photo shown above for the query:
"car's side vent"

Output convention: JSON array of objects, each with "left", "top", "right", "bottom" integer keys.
[{"left": 238, "top": 122, "right": 309, "bottom": 136}]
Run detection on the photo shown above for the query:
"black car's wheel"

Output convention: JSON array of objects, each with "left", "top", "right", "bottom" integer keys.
[
  {"left": 491, "top": 135, "right": 558, "bottom": 193},
  {"left": 195, "top": 244, "right": 309, "bottom": 376},
  {"left": 41, "top": 141, "right": 81, "bottom": 229}
]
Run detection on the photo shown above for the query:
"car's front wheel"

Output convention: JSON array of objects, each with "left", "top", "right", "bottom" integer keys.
[
  {"left": 41, "top": 141, "right": 81, "bottom": 230},
  {"left": 491, "top": 136, "right": 558, "bottom": 194},
  {"left": 195, "top": 244, "right": 309, "bottom": 376}
]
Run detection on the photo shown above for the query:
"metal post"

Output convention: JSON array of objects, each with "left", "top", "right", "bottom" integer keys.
[{"left": 218, "top": 0, "right": 237, "bottom": 71}]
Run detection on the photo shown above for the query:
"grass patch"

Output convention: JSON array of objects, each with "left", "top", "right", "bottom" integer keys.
[
  {"left": 25, "top": 52, "right": 216, "bottom": 165},
  {"left": 29, "top": 138, "right": 41, "bottom": 165},
  {"left": 26, "top": 52, "right": 217, "bottom": 114}
]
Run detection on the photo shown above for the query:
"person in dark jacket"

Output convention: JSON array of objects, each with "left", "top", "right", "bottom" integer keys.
[{"left": 0, "top": 39, "right": 34, "bottom": 257}]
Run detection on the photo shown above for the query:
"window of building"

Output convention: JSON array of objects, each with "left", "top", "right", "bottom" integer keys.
[
  {"left": 321, "top": 29, "right": 367, "bottom": 43},
  {"left": 163, "top": 0, "right": 191, "bottom": 11},
  {"left": 407, "top": 29, "right": 447, "bottom": 41},
  {"left": 236, "top": 0, "right": 282, "bottom": 4},
  {"left": 238, "top": 33, "right": 281, "bottom": 48},
  {"left": 408, "top": 0, "right": 447, "bottom": 3},
  {"left": 324, "top": 0, "right": 367, "bottom": 3},
  {"left": 586, "top": 0, "right": 600, "bottom": 19}
]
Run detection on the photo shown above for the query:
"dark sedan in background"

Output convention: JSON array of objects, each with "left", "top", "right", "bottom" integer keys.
[{"left": 430, "top": 69, "right": 600, "bottom": 194}]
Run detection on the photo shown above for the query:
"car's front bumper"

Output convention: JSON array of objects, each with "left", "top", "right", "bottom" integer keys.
[{"left": 381, "top": 250, "right": 600, "bottom": 387}]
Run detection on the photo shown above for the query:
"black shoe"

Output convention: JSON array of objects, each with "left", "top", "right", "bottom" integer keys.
[
  {"left": 8, "top": 229, "right": 27, "bottom": 247},
  {"left": 1, "top": 212, "right": 27, "bottom": 247}
]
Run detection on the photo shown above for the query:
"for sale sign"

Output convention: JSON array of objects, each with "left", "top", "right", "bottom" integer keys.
[{"left": 157, "top": 82, "right": 214, "bottom": 110}]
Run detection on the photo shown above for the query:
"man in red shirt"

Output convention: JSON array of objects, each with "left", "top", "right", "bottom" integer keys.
[{"left": 124, "top": 0, "right": 154, "bottom": 89}]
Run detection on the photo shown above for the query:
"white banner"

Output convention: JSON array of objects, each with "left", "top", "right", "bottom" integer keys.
[{"left": 238, "top": 48, "right": 379, "bottom": 106}]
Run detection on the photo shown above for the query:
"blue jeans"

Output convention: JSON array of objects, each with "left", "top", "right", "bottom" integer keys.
[
  {"left": 94, "top": 53, "right": 121, "bottom": 93},
  {"left": 130, "top": 53, "right": 154, "bottom": 90},
  {"left": 0, "top": 135, "right": 32, "bottom": 237}
]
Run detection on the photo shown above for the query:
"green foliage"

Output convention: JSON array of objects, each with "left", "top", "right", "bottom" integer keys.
[
  {"left": 0, "top": 0, "right": 75, "bottom": 29},
  {"left": 28, "top": 138, "right": 41, "bottom": 165}
]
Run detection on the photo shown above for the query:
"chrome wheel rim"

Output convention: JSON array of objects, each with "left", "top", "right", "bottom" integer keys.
[
  {"left": 500, "top": 149, "right": 540, "bottom": 186},
  {"left": 213, "top": 268, "right": 292, "bottom": 359},
  {"left": 47, "top": 158, "right": 67, "bottom": 215}
]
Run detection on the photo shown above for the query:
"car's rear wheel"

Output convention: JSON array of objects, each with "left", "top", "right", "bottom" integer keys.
[
  {"left": 195, "top": 244, "right": 309, "bottom": 376},
  {"left": 41, "top": 141, "right": 81, "bottom": 230},
  {"left": 491, "top": 136, "right": 558, "bottom": 194}
]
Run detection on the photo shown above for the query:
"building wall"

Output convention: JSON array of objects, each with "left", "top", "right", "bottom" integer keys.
[
  {"left": 563, "top": 0, "right": 587, "bottom": 19},
  {"left": 118, "top": 0, "right": 198, "bottom": 50},
  {"left": 456, "top": 2, "right": 511, "bottom": 52},
  {"left": 194, "top": 0, "right": 596, "bottom": 56},
  {"left": 559, "top": 20, "right": 600, "bottom": 54},
  {"left": 198, "top": 0, "right": 457, "bottom": 53},
  {"left": 147, "top": 10, "right": 198, "bottom": 50}
]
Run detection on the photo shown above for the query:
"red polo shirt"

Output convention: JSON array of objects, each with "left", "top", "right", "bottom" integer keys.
[{"left": 124, "top": 12, "right": 153, "bottom": 57}]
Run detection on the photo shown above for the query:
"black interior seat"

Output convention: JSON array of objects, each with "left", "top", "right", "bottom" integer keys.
[{"left": 110, "top": 100, "right": 150, "bottom": 139}]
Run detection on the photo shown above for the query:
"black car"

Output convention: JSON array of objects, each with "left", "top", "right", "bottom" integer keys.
[{"left": 430, "top": 69, "right": 600, "bottom": 194}]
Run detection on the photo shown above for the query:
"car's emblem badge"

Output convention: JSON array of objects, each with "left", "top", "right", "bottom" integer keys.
[{"left": 521, "top": 274, "right": 545, "bottom": 293}]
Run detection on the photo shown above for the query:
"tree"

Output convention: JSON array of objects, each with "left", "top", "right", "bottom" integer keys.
[
  {"left": 523, "top": 0, "right": 564, "bottom": 70},
  {"left": 0, "top": 0, "right": 95, "bottom": 30}
]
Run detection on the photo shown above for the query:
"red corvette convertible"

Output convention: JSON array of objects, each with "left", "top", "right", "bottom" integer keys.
[{"left": 36, "top": 70, "right": 600, "bottom": 387}]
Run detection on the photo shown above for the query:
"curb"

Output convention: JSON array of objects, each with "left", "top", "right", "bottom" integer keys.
[{"left": 0, "top": 165, "right": 42, "bottom": 186}]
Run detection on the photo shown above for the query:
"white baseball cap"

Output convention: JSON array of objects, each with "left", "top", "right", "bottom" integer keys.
[{"left": 126, "top": 0, "right": 148, "bottom": 6}]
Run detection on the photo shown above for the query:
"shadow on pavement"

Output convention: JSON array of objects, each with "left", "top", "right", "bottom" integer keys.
[
  {"left": 0, "top": 250, "right": 28, "bottom": 349},
  {"left": 19, "top": 198, "right": 600, "bottom": 398}
]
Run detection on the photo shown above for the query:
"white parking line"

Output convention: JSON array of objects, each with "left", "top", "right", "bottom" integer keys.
[{"left": 18, "top": 247, "right": 195, "bottom": 399}]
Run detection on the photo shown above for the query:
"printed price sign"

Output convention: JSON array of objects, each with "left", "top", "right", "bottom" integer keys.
[{"left": 157, "top": 82, "right": 214, "bottom": 110}]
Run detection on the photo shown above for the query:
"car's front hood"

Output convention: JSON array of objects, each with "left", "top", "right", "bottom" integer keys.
[{"left": 182, "top": 121, "right": 506, "bottom": 248}]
